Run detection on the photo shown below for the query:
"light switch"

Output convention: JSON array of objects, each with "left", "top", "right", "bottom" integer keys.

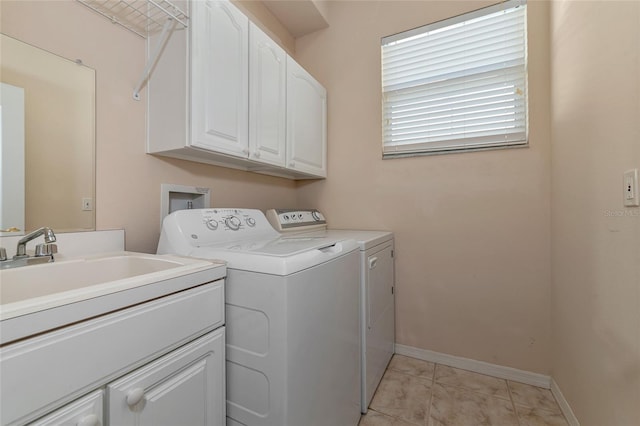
[{"left": 623, "top": 169, "right": 639, "bottom": 207}]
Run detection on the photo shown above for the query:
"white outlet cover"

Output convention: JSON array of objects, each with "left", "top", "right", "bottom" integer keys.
[
  {"left": 623, "top": 169, "right": 639, "bottom": 207},
  {"left": 82, "top": 197, "right": 93, "bottom": 211}
]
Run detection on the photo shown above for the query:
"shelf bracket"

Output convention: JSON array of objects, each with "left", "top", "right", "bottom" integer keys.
[{"left": 133, "top": 17, "right": 177, "bottom": 101}]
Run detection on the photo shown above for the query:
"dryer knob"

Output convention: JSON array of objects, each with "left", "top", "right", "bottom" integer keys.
[
  {"left": 311, "top": 211, "right": 321, "bottom": 221},
  {"left": 226, "top": 216, "right": 242, "bottom": 230},
  {"left": 246, "top": 217, "right": 256, "bottom": 227},
  {"left": 205, "top": 219, "right": 218, "bottom": 230}
]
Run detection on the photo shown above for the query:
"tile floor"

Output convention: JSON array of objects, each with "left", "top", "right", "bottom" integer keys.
[{"left": 359, "top": 354, "right": 569, "bottom": 426}]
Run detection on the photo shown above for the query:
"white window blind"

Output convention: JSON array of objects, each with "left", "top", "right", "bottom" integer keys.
[{"left": 381, "top": 0, "right": 528, "bottom": 157}]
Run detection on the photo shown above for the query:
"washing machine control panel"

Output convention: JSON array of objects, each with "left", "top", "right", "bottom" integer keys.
[
  {"left": 198, "top": 209, "right": 265, "bottom": 234},
  {"left": 265, "top": 209, "right": 327, "bottom": 232}
]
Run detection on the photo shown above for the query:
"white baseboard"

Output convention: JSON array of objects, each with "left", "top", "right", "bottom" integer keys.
[
  {"left": 394, "top": 343, "right": 552, "bottom": 389},
  {"left": 551, "top": 378, "right": 581, "bottom": 426}
]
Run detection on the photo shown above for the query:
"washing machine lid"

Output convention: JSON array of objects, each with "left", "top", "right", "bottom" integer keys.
[
  {"left": 282, "top": 230, "right": 393, "bottom": 251},
  {"left": 190, "top": 236, "right": 358, "bottom": 275}
]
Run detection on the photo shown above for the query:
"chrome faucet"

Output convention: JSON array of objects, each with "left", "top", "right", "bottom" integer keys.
[
  {"left": 0, "top": 227, "right": 58, "bottom": 270},
  {"left": 14, "top": 227, "right": 57, "bottom": 259}
]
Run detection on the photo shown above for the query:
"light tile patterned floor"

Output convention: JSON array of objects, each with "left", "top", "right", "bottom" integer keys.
[{"left": 360, "top": 354, "right": 569, "bottom": 426}]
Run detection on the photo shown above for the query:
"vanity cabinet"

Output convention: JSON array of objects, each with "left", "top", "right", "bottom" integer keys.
[
  {"left": 147, "top": 0, "right": 327, "bottom": 180},
  {"left": 1, "top": 280, "right": 225, "bottom": 426}
]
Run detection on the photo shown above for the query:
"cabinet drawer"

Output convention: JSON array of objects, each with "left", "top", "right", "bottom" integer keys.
[
  {"left": 0, "top": 281, "right": 224, "bottom": 426},
  {"left": 28, "top": 390, "right": 103, "bottom": 426}
]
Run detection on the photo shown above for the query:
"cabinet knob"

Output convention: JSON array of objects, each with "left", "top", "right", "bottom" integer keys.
[
  {"left": 77, "top": 414, "right": 100, "bottom": 426},
  {"left": 254, "top": 151, "right": 260, "bottom": 158},
  {"left": 126, "top": 387, "right": 146, "bottom": 408},
  {"left": 242, "top": 148, "right": 249, "bottom": 155},
  {"left": 289, "top": 161, "right": 295, "bottom": 167}
]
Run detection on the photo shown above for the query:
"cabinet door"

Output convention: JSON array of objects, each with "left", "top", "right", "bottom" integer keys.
[
  {"left": 248, "top": 23, "right": 286, "bottom": 167},
  {"left": 107, "top": 328, "right": 225, "bottom": 426},
  {"left": 28, "top": 390, "right": 103, "bottom": 426},
  {"left": 191, "top": 0, "right": 248, "bottom": 157},
  {"left": 286, "top": 56, "right": 327, "bottom": 178}
]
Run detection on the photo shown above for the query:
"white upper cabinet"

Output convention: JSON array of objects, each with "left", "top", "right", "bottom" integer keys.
[
  {"left": 147, "top": 0, "right": 327, "bottom": 179},
  {"left": 191, "top": 0, "right": 248, "bottom": 157},
  {"left": 286, "top": 56, "right": 327, "bottom": 178},
  {"left": 248, "top": 23, "right": 287, "bottom": 168}
]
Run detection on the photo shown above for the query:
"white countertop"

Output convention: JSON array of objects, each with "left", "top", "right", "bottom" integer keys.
[{"left": 0, "top": 251, "right": 226, "bottom": 345}]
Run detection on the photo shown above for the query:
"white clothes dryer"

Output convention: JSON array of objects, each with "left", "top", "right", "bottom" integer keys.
[
  {"left": 266, "top": 209, "right": 395, "bottom": 413},
  {"left": 158, "top": 208, "right": 361, "bottom": 426}
]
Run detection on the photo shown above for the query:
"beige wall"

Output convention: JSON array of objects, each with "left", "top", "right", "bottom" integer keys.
[
  {"left": 550, "top": 1, "right": 640, "bottom": 424},
  {"left": 1, "top": 34, "right": 95, "bottom": 232},
  {"left": 5, "top": 4, "right": 637, "bottom": 423},
  {"left": 1, "top": 0, "right": 298, "bottom": 253},
  {"left": 295, "top": 1, "right": 552, "bottom": 374},
  {"left": 232, "top": 0, "right": 296, "bottom": 54}
]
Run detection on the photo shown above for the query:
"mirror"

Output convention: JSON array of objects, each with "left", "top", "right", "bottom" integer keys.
[{"left": 0, "top": 34, "right": 95, "bottom": 236}]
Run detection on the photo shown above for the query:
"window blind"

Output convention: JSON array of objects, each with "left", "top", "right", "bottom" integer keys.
[{"left": 381, "top": 0, "right": 528, "bottom": 157}]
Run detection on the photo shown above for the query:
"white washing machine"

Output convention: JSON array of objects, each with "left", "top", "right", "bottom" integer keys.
[
  {"left": 157, "top": 208, "right": 361, "bottom": 426},
  {"left": 265, "top": 209, "right": 395, "bottom": 413}
]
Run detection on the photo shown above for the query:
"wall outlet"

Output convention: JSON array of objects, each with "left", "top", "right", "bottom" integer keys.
[
  {"left": 623, "top": 169, "right": 639, "bottom": 207},
  {"left": 82, "top": 197, "right": 93, "bottom": 211}
]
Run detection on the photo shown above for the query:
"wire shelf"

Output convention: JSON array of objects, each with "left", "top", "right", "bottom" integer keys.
[{"left": 77, "top": 0, "right": 188, "bottom": 38}]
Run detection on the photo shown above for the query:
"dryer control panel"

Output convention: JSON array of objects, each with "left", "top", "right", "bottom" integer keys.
[{"left": 265, "top": 209, "right": 327, "bottom": 232}]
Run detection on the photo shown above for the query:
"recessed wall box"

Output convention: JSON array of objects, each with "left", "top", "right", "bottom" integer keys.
[
  {"left": 623, "top": 169, "right": 639, "bottom": 207},
  {"left": 160, "top": 184, "right": 211, "bottom": 225}
]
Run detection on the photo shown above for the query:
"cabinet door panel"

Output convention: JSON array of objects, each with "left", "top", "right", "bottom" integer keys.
[
  {"left": 108, "top": 328, "right": 225, "bottom": 426},
  {"left": 192, "top": 0, "right": 248, "bottom": 157},
  {"left": 249, "top": 23, "right": 286, "bottom": 167},
  {"left": 28, "top": 390, "right": 103, "bottom": 426},
  {"left": 286, "top": 57, "right": 327, "bottom": 177}
]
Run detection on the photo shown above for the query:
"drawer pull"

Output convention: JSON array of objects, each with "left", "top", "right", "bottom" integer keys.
[
  {"left": 126, "top": 388, "right": 145, "bottom": 408},
  {"left": 77, "top": 414, "right": 100, "bottom": 426}
]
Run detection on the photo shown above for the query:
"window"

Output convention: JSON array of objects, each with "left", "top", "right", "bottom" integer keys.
[{"left": 381, "top": 0, "right": 528, "bottom": 157}]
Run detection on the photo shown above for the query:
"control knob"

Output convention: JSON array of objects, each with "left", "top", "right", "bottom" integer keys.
[
  {"left": 311, "top": 211, "right": 321, "bottom": 221},
  {"left": 225, "top": 216, "right": 242, "bottom": 230},
  {"left": 246, "top": 217, "right": 256, "bottom": 227},
  {"left": 205, "top": 219, "right": 218, "bottom": 230}
]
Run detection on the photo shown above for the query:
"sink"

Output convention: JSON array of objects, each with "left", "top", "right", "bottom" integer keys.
[
  {"left": 0, "top": 252, "right": 226, "bottom": 344},
  {"left": 2, "top": 254, "right": 184, "bottom": 305}
]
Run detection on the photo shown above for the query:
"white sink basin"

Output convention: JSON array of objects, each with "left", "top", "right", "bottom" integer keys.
[
  {"left": 0, "top": 252, "right": 226, "bottom": 344},
  {"left": 2, "top": 254, "right": 184, "bottom": 305}
]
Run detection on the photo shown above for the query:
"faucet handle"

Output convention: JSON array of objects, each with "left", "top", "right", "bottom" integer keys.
[
  {"left": 0, "top": 247, "right": 6, "bottom": 261},
  {"left": 35, "top": 243, "right": 57, "bottom": 257}
]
